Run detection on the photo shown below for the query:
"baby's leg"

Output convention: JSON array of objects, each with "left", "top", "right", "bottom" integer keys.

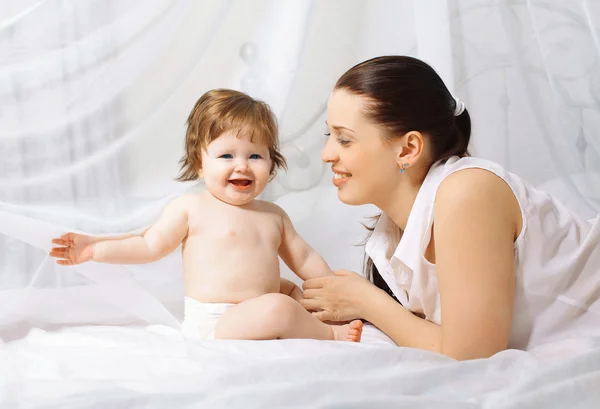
[{"left": 214, "top": 293, "right": 362, "bottom": 342}]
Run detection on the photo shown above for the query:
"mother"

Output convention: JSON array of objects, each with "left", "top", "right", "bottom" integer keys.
[{"left": 300, "top": 55, "right": 600, "bottom": 360}]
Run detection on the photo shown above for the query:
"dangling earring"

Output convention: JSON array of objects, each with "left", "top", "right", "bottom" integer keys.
[{"left": 400, "top": 163, "right": 409, "bottom": 174}]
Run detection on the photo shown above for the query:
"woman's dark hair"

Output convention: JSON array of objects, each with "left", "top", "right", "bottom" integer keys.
[{"left": 334, "top": 55, "right": 472, "bottom": 303}]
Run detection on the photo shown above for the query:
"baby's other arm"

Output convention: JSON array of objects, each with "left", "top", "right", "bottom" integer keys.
[
  {"left": 280, "top": 277, "right": 303, "bottom": 302},
  {"left": 274, "top": 205, "right": 333, "bottom": 280}
]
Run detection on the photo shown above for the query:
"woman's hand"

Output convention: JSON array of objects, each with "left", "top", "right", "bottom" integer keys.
[{"left": 300, "top": 270, "right": 375, "bottom": 322}]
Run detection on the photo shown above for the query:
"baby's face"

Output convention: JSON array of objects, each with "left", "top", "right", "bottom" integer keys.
[{"left": 200, "top": 131, "right": 272, "bottom": 205}]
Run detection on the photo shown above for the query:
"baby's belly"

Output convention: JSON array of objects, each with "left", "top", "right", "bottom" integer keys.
[{"left": 182, "top": 246, "right": 282, "bottom": 304}]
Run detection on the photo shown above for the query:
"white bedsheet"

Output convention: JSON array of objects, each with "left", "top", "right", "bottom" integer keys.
[
  {"left": 2, "top": 325, "right": 600, "bottom": 409},
  {"left": 2, "top": 187, "right": 600, "bottom": 408}
]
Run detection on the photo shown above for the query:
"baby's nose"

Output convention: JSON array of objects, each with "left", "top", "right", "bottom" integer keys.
[{"left": 234, "top": 160, "right": 249, "bottom": 172}]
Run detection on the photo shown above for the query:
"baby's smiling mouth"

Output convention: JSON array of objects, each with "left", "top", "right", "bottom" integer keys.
[{"left": 228, "top": 179, "right": 253, "bottom": 190}]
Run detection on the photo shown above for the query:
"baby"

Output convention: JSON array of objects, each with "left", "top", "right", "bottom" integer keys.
[{"left": 50, "top": 89, "right": 363, "bottom": 342}]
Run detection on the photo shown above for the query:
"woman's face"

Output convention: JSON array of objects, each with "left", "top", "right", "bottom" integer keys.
[{"left": 322, "top": 89, "right": 400, "bottom": 206}]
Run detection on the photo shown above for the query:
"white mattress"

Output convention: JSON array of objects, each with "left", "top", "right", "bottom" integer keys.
[
  {"left": 2, "top": 186, "right": 600, "bottom": 408},
  {"left": 2, "top": 324, "right": 600, "bottom": 408}
]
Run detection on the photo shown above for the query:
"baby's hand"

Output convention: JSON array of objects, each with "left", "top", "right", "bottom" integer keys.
[{"left": 50, "top": 233, "right": 95, "bottom": 265}]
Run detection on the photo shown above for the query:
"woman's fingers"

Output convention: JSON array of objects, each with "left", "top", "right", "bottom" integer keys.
[
  {"left": 302, "top": 277, "right": 327, "bottom": 290},
  {"left": 299, "top": 298, "right": 323, "bottom": 311},
  {"left": 312, "top": 310, "right": 335, "bottom": 322},
  {"left": 333, "top": 269, "right": 361, "bottom": 278},
  {"left": 301, "top": 289, "right": 320, "bottom": 299}
]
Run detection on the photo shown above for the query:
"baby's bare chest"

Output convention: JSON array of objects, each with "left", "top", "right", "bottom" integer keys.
[{"left": 190, "top": 207, "right": 282, "bottom": 248}]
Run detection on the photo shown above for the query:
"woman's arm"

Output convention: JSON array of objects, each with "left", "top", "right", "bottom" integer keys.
[
  {"left": 432, "top": 168, "right": 519, "bottom": 360},
  {"left": 301, "top": 270, "right": 442, "bottom": 351},
  {"left": 302, "top": 169, "right": 521, "bottom": 360},
  {"left": 362, "top": 286, "right": 442, "bottom": 351}
]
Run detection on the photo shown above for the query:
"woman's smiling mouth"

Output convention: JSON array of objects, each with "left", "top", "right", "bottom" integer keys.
[{"left": 332, "top": 169, "right": 351, "bottom": 187}]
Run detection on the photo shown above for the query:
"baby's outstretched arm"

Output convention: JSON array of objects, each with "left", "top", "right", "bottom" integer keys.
[
  {"left": 50, "top": 197, "right": 189, "bottom": 265},
  {"left": 276, "top": 206, "right": 333, "bottom": 280}
]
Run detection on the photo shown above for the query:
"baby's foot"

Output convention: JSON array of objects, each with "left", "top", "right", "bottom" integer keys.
[{"left": 331, "top": 320, "right": 363, "bottom": 342}]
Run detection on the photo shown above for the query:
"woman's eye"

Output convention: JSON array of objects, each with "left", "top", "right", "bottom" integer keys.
[
  {"left": 249, "top": 154, "right": 261, "bottom": 160},
  {"left": 219, "top": 154, "right": 233, "bottom": 159},
  {"left": 336, "top": 137, "right": 350, "bottom": 146}
]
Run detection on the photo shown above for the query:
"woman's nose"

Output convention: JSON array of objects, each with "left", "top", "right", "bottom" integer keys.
[{"left": 321, "top": 136, "right": 337, "bottom": 163}]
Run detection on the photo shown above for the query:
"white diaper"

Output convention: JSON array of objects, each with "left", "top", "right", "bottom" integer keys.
[{"left": 181, "top": 297, "right": 235, "bottom": 341}]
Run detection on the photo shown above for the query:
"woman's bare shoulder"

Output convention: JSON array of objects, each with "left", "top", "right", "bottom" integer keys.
[
  {"left": 435, "top": 167, "right": 522, "bottom": 237},
  {"left": 436, "top": 167, "right": 516, "bottom": 206}
]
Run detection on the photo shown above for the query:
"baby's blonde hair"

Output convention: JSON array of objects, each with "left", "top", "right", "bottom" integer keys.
[{"left": 177, "top": 88, "right": 287, "bottom": 181}]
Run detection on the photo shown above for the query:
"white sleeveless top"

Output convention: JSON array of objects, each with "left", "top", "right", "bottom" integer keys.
[{"left": 365, "top": 156, "right": 600, "bottom": 350}]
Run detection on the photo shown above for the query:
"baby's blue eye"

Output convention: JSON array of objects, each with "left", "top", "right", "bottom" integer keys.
[
  {"left": 249, "top": 154, "right": 261, "bottom": 160},
  {"left": 219, "top": 154, "right": 233, "bottom": 159}
]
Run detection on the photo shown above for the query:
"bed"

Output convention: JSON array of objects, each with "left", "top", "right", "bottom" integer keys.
[
  {"left": 3, "top": 325, "right": 600, "bottom": 408},
  {"left": 1, "top": 185, "right": 600, "bottom": 408}
]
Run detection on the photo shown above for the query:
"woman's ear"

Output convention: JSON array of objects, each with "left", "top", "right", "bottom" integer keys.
[
  {"left": 197, "top": 168, "right": 203, "bottom": 179},
  {"left": 396, "top": 131, "right": 424, "bottom": 170}
]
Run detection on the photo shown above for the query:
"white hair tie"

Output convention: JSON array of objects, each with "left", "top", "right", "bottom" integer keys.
[{"left": 453, "top": 96, "right": 465, "bottom": 116}]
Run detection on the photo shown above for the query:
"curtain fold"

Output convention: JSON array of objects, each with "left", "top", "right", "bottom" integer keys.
[{"left": 0, "top": 0, "right": 598, "bottom": 337}]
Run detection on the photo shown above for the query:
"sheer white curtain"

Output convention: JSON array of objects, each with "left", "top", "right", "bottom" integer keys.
[
  {"left": 0, "top": 0, "right": 598, "bottom": 338},
  {"left": 450, "top": 0, "right": 600, "bottom": 218}
]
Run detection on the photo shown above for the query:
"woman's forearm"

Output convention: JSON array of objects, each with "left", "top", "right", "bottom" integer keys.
[{"left": 360, "top": 287, "right": 442, "bottom": 353}]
